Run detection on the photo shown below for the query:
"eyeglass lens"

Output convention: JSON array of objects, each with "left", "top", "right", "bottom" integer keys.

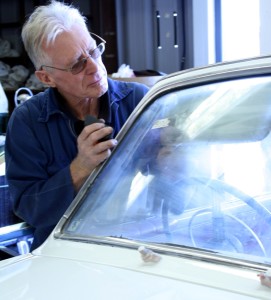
[{"left": 71, "top": 43, "right": 105, "bottom": 74}]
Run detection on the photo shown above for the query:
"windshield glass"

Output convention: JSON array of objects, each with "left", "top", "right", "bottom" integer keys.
[{"left": 63, "top": 76, "right": 271, "bottom": 264}]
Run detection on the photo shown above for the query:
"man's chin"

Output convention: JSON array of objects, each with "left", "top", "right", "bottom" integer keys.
[{"left": 98, "top": 78, "right": 108, "bottom": 96}]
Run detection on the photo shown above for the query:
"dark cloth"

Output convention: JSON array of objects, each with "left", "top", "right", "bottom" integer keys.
[{"left": 5, "top": 78, "right": 148, "bottom": 250}]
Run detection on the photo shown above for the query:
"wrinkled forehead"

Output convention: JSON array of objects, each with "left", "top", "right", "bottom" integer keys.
[
  {"left": 45, "top": 24, "right": 94, "bottom": 50},
  {"left": 42, "top": 29, "right": 94, "bottom": 65}
]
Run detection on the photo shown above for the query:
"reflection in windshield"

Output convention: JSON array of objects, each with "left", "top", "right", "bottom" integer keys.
[
  {"left": 64, "top": 76, "right": 271, "bottom": 265},
  {"left": 222, "top": 143, "right": 265, "bottom": 195}
]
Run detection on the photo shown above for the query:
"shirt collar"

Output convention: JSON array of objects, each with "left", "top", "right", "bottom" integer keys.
[{"left": 38, "top": 78, "right": 133, "bottom": 123}]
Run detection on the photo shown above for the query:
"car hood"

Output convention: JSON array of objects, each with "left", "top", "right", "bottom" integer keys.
[
  {"left": 0, "top": 255, "right": 258, "bottom": 300},
  {"left": 0, "top": 239, "right": 270, "bottom": 300}
]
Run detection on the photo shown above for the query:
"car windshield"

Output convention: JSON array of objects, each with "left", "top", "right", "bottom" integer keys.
[{"left": 62, "top": 76, "right": 271, "bottom": 265}]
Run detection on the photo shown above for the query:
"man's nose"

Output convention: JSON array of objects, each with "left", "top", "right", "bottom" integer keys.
[{"left": 85, "top": 55, "right": 99, "bottom": 72}]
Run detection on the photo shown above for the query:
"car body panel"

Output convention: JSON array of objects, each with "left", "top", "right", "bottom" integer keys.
[{"left": 0, "top": 239, "right": 269, "bottom": 299}]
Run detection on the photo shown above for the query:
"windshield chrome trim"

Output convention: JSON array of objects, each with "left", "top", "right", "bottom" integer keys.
[{"left": 54, "top": 233, "right": 270, "bottom": 273}]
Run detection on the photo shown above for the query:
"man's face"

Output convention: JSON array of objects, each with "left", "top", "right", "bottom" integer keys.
[{"left": 38, "top": 24, "right": 108, "bottom": 103}]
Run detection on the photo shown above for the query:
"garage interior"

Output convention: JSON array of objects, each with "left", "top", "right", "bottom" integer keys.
[{"left": 1, "top": 0, "right": 271, "bottom": 260}]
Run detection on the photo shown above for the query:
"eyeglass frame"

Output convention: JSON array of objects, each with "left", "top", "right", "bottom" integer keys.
[{"left": 39, "top": 32, "right": 106, "bottom": 75}]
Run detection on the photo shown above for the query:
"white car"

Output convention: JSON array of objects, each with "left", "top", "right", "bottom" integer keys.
[{"left": 1, "top": 56, "right": 271, "bottom": 299}]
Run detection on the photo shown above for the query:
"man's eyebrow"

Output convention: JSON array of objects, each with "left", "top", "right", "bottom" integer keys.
[{"left": 73, "top": 45, "right": 91, "bottom": 62}]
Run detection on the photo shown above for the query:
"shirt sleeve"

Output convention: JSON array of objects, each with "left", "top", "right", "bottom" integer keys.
[{"left": 5, "top": 104, "right": 76, "bottom": 229}]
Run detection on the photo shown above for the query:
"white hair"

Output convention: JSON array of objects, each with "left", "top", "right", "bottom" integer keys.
[{"left": 22, "top": 0, "right": 88, "bottom": 69}]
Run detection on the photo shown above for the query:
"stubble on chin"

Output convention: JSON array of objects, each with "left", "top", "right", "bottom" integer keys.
[{"left": 98, "top": 76, "right": 108, "bottom": 97}]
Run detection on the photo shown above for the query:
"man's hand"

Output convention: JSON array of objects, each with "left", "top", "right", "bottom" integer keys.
[{"left": 70, "top": 121, "right": 117, "bottom": 191}]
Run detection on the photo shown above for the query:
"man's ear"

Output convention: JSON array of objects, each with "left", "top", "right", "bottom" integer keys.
[{"left": 35, "top": 70, "right": 56, "bottom": 87}]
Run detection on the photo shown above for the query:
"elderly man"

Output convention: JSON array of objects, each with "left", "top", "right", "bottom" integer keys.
[{"left": 5, "top": 0, "right": 148, "bottom": 250}]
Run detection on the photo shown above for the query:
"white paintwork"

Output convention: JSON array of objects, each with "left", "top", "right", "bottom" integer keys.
[
  {"left": 153, "top": 55, "right": 271, "bottom": 91},
  {"left": 0, "top": 236, "right": 270, "bottom": 299}
]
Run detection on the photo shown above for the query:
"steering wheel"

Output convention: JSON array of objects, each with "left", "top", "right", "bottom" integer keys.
[
  {"left": 161, "top": 177, "right": 271, "bottom": 255},
  {"left": 188, "top": 208, "right": 267, "bottom": 256}
]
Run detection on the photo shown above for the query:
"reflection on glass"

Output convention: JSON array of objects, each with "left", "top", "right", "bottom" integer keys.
[{"left": 64, "top": 76, "right": 271, "bottom": 265}]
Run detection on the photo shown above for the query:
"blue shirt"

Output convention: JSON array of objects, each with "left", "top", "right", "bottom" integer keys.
[{"left": 5, "top": 78, "right": 149, "bottom": 249}]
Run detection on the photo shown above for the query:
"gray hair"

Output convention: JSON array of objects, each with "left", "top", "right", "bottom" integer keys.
[{"left": 22, "top": 0, "right": 88, "bottom": 69}]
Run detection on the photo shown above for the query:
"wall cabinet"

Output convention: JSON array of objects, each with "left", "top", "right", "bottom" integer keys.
[{"left": 115, "top": 0, "right": 188, "bottom": 74}]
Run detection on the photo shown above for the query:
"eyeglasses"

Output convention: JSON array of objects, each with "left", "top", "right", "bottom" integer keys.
[{"left": 40, "top": 32, "right": 106, "bottom": 75}]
